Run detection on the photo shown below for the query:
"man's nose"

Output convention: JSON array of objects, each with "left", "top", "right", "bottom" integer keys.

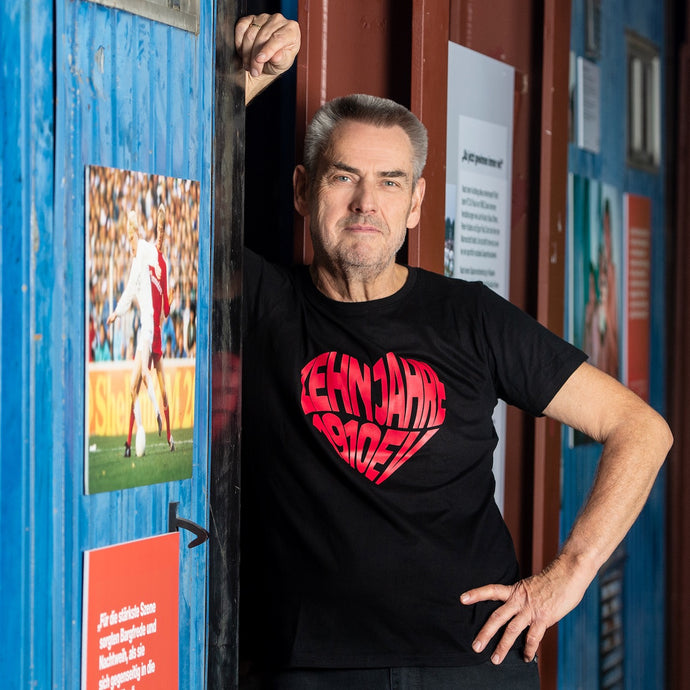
[{"left": 349, "top": 180, "right": 377, "bottom": 214}]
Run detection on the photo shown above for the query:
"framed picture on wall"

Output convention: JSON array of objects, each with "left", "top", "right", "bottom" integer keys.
[{"left": 84, "top": 165, "right": 200, "bottom": 494}]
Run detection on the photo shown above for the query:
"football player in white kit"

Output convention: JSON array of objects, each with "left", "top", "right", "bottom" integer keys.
[{"left": 107, "top": 210, "right": 161, "bottom": 457}]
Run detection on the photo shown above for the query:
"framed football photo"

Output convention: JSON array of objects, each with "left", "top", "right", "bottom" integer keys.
[{"left": 84, "top": 165, "right": 199, "bottom": 494}]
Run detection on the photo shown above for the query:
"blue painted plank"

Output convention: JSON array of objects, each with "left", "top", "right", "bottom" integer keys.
[
  {"left": 0, "top": 1, "right": 56, "bottom": 687},
  {"left": 1, "top": 4, "right": 32, "bottom": 687}
]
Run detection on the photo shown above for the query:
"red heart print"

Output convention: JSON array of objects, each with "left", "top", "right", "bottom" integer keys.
[{"left": 301, "top": 352, "right": 446, "bottom": 484}]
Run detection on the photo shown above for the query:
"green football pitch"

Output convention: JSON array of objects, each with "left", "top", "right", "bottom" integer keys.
[{"left": 87, "top": 427, "right": 194, "bottom": 494}]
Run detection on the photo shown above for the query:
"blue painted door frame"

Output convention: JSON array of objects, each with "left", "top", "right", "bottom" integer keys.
[
  {"left": 1, "top": 1, "right": 56, "bottom": 685},
  {"left": 1, "top": 1, "right": 216, "bottom": 687}
]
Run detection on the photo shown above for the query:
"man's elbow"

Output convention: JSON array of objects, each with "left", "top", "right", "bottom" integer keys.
[
  {"left": 658, "top": 415, "right": 674, "bottom": 460},
  {"left": 645, "top": 408, "right": 673, "bottom": 468}
]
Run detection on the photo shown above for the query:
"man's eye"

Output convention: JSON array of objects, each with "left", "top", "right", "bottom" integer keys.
[{"left": 335, "top": 175, "right": 351, "bottom": 182}]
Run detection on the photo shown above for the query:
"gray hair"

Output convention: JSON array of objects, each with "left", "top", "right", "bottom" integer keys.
[{"left": 303, "top": 94, "right": 428, "bottom": 183}]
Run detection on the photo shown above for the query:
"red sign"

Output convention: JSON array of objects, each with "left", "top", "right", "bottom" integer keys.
[
  {"left": 624, "top": 194, "right": 651, "bottom": 402},
  {"left": 82, "top": 533, "right": 179, "bottom": 690}
]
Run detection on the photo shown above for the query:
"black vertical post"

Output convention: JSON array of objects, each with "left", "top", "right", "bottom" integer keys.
[{"left": 208, "top": 0, "right": 246, "bottom": 687}]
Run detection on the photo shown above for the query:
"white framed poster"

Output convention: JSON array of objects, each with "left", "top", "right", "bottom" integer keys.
[{"left": 445, "top": 42, "right": 515, "bottom": 512}]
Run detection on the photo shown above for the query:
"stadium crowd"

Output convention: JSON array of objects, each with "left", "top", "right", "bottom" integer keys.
[{"left": 87, "top": 166, "right": 199, "bottom": 363}]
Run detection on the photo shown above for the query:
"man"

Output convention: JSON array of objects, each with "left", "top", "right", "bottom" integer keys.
[
  {"left": 148, "top": 202, "right": 175, "bottom": 451},
  {"left": 107, "top": 210, "right": 161, "bottom": 457},
  {"left": 236, "top": 15, "right": 672, "bottom": 688}
]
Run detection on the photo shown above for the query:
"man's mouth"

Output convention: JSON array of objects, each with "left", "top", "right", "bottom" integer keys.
[{"left": 342, "top": 217, "right": 383, "bottom": 234}]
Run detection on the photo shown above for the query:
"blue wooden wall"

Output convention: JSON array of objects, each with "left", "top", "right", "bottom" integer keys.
[
  {"left": 2, "top": 1, "right": 216, "bottom": 687},
  {"left": 2, "top": 2, "right": 57, "bottom": 684},
  {"left": 562, "top": 1, "right": 668, "bottom": 688}
]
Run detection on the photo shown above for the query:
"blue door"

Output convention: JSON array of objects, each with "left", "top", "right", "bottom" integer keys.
[{"left": 1, "top": 1, "right": 225, "bottom": 687}]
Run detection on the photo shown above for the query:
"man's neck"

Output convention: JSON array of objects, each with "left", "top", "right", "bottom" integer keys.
[{"left": 309, "top": 261, "right": 408, "bottom": 302}]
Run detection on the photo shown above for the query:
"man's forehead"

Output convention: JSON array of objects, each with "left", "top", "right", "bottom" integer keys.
[
  {"left": 331, "top": 120, "right": 408, "bottom": 144},
  {"left": 323, "top": 122, "right": 414, "bottom": 170}
]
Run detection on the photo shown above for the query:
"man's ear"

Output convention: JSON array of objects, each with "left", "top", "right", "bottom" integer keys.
[
  {"left": 293, "top": 165, "right": 309, "bottom": 217},
  {"left": 406, "top": 177, "right": 426, "bottom": 229}
]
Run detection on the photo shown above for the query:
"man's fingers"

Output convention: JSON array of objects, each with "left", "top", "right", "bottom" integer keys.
[
  {"left": 235, "top": 14, "right": 269, "bottom": 54},
  {"left": 254, "top": 30, "right": 299, "bottom": 71},
  {"left": 460, "top": 583, "right": 512, "bottom": 605},
  {"left": 468, "top": 594, "right": 522, "bottom": 655},
  {"left": 237, "top": 13, "right": 272, "bottom": 74},
  {"left": 461, "top": 582, "right": 542, "bottom": 664},
  {"left": 235, "top": 13, "right": 300, "bottom": 77},
  {"left": 461, "top": 566, "right": 591, "bottom": 665},
  {"left": 522, "top": 622, "right": 546, "bottom": 662},
  {"left": 460, "top": 583, "right": 521, "bottom": 659},
  {"left": 485, "top": 611, "right": 532, "bottom": 664},
  {"left": 255, "top": 18, "right": 300, "bottom": 76}
]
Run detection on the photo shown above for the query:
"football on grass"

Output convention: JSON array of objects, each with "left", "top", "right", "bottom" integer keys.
[{"left": 135, "top": 426, "right": 146, "bottom": 457}]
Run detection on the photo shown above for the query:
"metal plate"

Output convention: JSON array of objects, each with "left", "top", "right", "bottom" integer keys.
[{"left": 87, "top": 0, "right": 199, "bottom": 33}]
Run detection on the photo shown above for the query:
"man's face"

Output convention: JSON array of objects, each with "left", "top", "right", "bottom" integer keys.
[{"left": 295, "top": 121, "right": 425, "bottom": 275}]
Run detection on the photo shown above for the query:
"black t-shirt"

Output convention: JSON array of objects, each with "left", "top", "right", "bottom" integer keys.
[{"left": 240, "top": 249, "right": 587, "bottom": 669}]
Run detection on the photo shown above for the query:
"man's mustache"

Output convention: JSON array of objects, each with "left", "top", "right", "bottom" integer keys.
[{"left": 339, "top": 215, "right": 385, "bottom": 232}]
